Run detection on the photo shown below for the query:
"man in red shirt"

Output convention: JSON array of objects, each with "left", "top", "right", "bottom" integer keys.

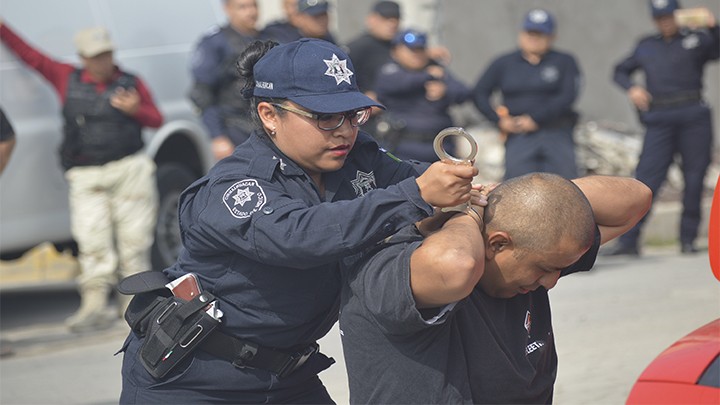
[{"left": 1, "top": 21, "right": 164, "bottom": 333}]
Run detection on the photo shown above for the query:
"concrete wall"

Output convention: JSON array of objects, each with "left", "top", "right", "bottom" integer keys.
[{"left": 333, "top": 0, "right": 720, "bottom": 137}]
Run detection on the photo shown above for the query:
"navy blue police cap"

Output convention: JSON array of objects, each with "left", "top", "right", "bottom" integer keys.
[
  {"left": 298, "top": 0, "right": 329, "bottom": 16},
  {"left": 392, "top": 29, "right": 428, "bottom": 49},
  {"left": 373, "top": 1, "right": 401, "bottom": 19},
  {"left": 253, "top": 38, "right": 384, "bottom": 114},
  {"left": 522, "top": 9, "right": 556, "bottom": 35},
  {"left": 649, "top": 0, "right": 681, "bottom": 17}
]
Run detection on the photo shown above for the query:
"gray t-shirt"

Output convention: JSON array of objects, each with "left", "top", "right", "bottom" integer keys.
[{"left": 339, "top": 225, "right": 600, "bottom": 404}]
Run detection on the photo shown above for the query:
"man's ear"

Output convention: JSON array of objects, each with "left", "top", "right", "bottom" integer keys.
[{"left": 485, "top": 231, "right": 511, "bottom": 260}]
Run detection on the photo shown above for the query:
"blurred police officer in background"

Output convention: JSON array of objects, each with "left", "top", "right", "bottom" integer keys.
[
  {"left": 261, "top": 0, "right": 336, "bottom": 44},
  {"left": 606, "top": 0, "right": 718, "bottom": 256},
  {"left": 190, "top": 0, "right": 260, "bottom": 161},
  {"left": 373, "top": 29, "right": 471, "bottom": 162},
  {"left": 346, "top": 1, "right": 402, "bottom": 95},
  {"left": 0, "top": 21, "right": 163, "bottom": 332},
  {"left": 473, "top": 9, "right": 582, "bottom": 180},
  {"left": 259, "top": 0, "right": 299, "bottom": 44}
]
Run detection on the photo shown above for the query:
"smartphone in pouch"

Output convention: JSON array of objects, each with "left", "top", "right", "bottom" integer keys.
[
  {"left": 166, "top": 273, "right": 223, "bottom": 320},
  {"left": 166, "top": 273, "right": 202, "bottom": 301}
]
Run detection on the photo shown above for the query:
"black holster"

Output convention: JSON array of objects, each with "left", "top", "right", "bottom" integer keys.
[
  {"left": 139, "top": 294, "right": 220, "bottom": 378},
  {"left": 117, "top": 271, "right": 220, "bottom": 379}
]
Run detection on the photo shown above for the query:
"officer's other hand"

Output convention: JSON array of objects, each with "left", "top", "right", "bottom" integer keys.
[
  {"left": 470, "top": 183, "right": 493, "bottom": 207},
  {"left": 212, "top": 136, "right": 235, "bottom": 160},
  {"left": 628, "top": 86, "right": 652, "bottom": 111},
  {"left": 110, "top": 87, "right": 140, "bottom": 116},
  {"left": 425, "top": 80, "right": 446, "bottom": 101},
  {"left": 416, "top": 161, "right": 478, "bottom": 208}
]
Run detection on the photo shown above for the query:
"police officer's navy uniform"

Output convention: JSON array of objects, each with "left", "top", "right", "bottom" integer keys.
[
  {"left": 473, "top": 10, "right": 581, "bottom": 180},
  {"left": 611, "top": 0, "right": 719, "bottom": 253},
  {"left": 119, "top": 38, "right": 434, "bottom": 404},
  {"left": 190, "top": 25, "right": 258, "bottom": 146},
  {"left": 346, "top": 32, "right": 393, "bottom": 93},
  {"left": 345, "top": 1, "right": 402, "bottom": 93},
  {"left": 119, "top": 129, "right": 433, "bottom": 403}
]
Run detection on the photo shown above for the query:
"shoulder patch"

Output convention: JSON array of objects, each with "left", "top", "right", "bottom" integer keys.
[{"left": 222, "top": 179, "right": 267, "bottom": 219}]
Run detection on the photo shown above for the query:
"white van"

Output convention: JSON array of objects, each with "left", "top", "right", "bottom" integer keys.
[{"left": 0, "top": 0, "right": 227, "bottom": 273}]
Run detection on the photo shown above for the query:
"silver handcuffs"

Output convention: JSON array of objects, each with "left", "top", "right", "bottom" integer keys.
[{"left": 433, "top": 127, "right": 478, "bottom": 213}]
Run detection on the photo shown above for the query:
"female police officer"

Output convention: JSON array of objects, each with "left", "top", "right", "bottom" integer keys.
[{"left": 119, "top": 38, "right": 477, "bottom": 404}]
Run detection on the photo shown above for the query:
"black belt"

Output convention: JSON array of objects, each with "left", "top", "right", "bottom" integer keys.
[
  {"left": 200, "top": 331, "right": 318, "bottom": 378},
  {"left": 650, "top": 90, "right": 702, "bottom": 109}
]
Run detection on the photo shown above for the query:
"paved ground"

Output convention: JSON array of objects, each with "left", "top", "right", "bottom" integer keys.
[{"left": 1, "top": 246, "right": 717, "bottom": 404}]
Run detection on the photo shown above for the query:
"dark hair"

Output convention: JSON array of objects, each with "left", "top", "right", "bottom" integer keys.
[
  {"left": 484, "top": 173, "right": 595, "bottom": 257},
  {"left": 236, "top": 40, "right": 285, "bottom": 127}
]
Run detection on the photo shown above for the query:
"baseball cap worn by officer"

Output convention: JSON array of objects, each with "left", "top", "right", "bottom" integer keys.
[
  {"left": 522, "top": 9, "right": 556, "bottom": 35},
  {"left": 649, "top": 0, "right": 680, "bottom": 17},
  {"left": 392, "top": 29, "right": 428, "bottom": 49},
  {"left": 252, "top": 38, "right": 384, "bottom": 114},
  {"left": 373, "top": 1, "right": 401, "bottom": 19},
  {"left": 74, "top": 27, "right": 114, "bottom": 57},
  {"left": 298, "top": 0, "right": 329, "bottom": 16}
]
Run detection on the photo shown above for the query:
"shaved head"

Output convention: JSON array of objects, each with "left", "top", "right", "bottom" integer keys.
[{"left": 484, "top": 173, "right": 595, "bottom": 256}]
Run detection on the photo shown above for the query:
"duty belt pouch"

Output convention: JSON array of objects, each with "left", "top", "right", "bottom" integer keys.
[{"left": 139, "top": 293, "right": 219, "bottom": 379}]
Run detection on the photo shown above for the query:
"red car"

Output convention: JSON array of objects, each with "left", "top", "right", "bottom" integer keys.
[{"left": 626, "top": 319, "right": 720, "bottom": 404}]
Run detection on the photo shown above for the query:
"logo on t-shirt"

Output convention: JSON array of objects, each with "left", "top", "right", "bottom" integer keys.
[
  {"left": 524, "top": 310, "right": 532, "bottom": 334},
  {"left": 526, "top": 340, "right": 545, "bottom": 355}
]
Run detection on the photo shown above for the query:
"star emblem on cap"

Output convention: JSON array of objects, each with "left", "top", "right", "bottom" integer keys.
[
  {"left": 529, "top": 9, "right": 548, "bottom": 23},
  {"left": 324, "top": 54, "right": 354, "bottom": 85}
]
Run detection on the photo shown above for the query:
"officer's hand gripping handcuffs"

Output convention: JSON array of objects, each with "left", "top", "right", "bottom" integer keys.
[{"left": 433, "top": 127, "right": 479, "bottom": 216}]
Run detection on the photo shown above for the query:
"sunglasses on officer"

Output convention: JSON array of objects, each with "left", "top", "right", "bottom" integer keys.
[{"left": 271, "top": 103, "right": 371, "bottom": 131}]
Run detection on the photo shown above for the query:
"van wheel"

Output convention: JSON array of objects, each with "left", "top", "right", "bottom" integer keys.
[{"left": 151, "top": 163, "right": 197, "bottom": 270}]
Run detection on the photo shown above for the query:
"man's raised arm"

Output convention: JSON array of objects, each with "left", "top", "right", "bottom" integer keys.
[{"left": 572, "top": 176, "right": 652, "bottom": 245}]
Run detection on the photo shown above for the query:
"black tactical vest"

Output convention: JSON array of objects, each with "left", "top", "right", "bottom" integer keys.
[{"left": 60, "top": 69, "right": 144, "bottom": 169}]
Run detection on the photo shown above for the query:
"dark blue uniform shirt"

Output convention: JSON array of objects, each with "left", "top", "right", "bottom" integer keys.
[
  {"left": 473, "top": 49, "right": 581, "bottom": 125},
  {"left": 613, "top": 26, "right": 719, "bottom": 97},
  {"left": 346, "top": 32, "right": 392, "bottom": 92},
  {"left": 165, "top": 130, "right": 433, "bottom": 349}
]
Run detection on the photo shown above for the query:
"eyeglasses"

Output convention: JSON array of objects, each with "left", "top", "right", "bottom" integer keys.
[{"left": 271, "top": 103, "right": 371, "bottom": 131}]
